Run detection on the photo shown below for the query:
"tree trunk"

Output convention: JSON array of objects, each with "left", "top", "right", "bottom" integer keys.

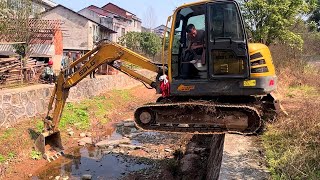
[
  {"left": 206, "top": 134, "right": 225, "bottom": 180},
  {"left": 22, "top": 58, "right": 27, "bottom": 82}
]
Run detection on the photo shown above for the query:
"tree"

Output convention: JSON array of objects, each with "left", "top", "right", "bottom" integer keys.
[
  {"left": 241, "top": 0, "right": 317, "bottom": 48},
  {"left": 119, "top": 32, "right": 162, "bottom": 59},
  {"left": 309, "top": 0, "right": 320, "bottom": 31},
  {"left": 0, "top": 0, "right": 43, "bottom": 81},
  {"left": 118, "top": 31, "right": 141, "bottom": 51},
  {"left": 140, "top": 32, "right": 162, "bottom": 58},
  {"left": 143, "top": 6, "right": 157, "bottom": 30}
]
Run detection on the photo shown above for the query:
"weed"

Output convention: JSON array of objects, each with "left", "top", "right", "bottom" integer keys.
[
  {"left": 100, "top": 117, "right": 110, "bottom": 125},
  {"left": 0, "top": 154, "right": 6, "bottom": 163},
  {"left": 7, "top": 152, "right": 15, "bottom": 159},
  {"left": 60, "top": 102, "right": 90, "bottom": 130},
  {"left": 263, "top": 100, "right": 320, "bottom": 179},
  {"left": 288, "top": 85, "right": 317, "bottom": 95},
  {"left": 30, "top": 150, "right": 42, "bottom": 160},
  {"left": 0, "top": 128, "right": 14, "bottom": 140},
  {"left": 263, "top": 43, "right": 320, "bottom": 179},
  {"left": 112, "top": 89, "right": 132, "bottom": 101},
  {"left": 35, "top": 120, "right": 44, "bottom": 133}
]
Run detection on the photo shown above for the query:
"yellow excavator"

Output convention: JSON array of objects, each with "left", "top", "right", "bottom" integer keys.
[{"left": 36, "top": 0, "right": 282, "bottom": 161}]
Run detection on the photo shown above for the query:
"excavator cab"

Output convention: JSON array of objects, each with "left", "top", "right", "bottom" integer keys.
[{"left": 169, "top": 1, "right": 253, "bottom": 96}]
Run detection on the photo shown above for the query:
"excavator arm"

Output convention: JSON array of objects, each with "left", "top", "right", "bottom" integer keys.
[{"left": 36, "top": 40, "right": 162, "bottom": 161}]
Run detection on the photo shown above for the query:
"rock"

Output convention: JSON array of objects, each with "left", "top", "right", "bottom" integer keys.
[
  {"left": 78, "top": 137, "right": 93, "bottom": 145},
  {"left": 124, "top": 134, "right": 133, "bottom": 138},
  {"left": 55, "top": 176, "right": 60, "bottom": 180},
  {"left": 86, "top": 132, "right": 92, "bottom": 137},
  {"left": 130, "top": 128, "right": 138, "bottom": 133},
  {"left": 28, "top": 174, "right": 32, "bottom": 177},
  {"left": 68, "top": 131, "right": 74, "bottom": 136},
  {"left": 81, "top": 174, "right": 92, "bottom": 180},
  {"left": 180, "top": 154, "right": 201, "bottom": 173},
  {"left": 79, "top": 141, "right": 86, "bottom": 146},
  {"left": 194, "top": 148, "right": 206, "bottom": 154},
  {"left": 165, "top": 148, "right": 173, "bottom": 153},
  {"left": 26, "top": 102, "right": 36, "bottom": 117},
  {"left": 3, "top": 94, "right": 11, "bottom": 103},
  {"left": 95, "top": 138, "right": 130, "bottom": 147},
  {"left": 178, "top": 124, "right": 189, "bottom": 127},
  {"left": 62, "top": 176, "right": 69, "bottom": 180},
  {"left": 116, "top": 122, "right": 124, "bottom": 127},
  {"left": 186, "top": 142, "right": 197, "bottom": 154},
  {"left": 103, "top": 150, "right": 111, "bottom": 155},
  {"left": 108, "top": 145, "right": 114, "bottom": 150},
  {"left": 80, "top": 133, "right": 86, "bottom": 137},
  {"left": 123, "top": 122, "right": 135, "bottom": 127},
  {"left": 67, "top": 128, "right": 73, "bottom": 132},
  {"left": 119, "top": 144, "right": 143, "bottom": 150}
]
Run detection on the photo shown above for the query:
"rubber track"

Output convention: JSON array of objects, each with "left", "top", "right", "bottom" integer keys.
[{"left": 134, "top": 101, "right": 262, "bottom": 135}]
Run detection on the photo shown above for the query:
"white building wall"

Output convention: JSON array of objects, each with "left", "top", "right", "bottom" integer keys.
[{"left": 41, "top": 7, "right": 91, "bottom": 51}]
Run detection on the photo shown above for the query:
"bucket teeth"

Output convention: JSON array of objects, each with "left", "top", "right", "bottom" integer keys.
[{"left": 45, "top": 151, "right": 64, "bottom": 162}]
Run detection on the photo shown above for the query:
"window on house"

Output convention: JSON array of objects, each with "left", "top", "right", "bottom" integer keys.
[
  {"left": 93, "top": 25, "right": 100, "bottom": 42},
  {"left": 121, "top": 28, "right": 125, "bottom": 37}
]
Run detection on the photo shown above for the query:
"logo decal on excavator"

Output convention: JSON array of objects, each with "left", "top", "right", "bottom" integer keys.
[
  {"left": 177, "top": 84, "right": 195, "bottom": 92},
  {"left": 79, "top": 60, "right": 96, "bottom": 76}
]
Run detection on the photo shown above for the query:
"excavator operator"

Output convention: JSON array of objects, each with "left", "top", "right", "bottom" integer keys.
[{"left": 186, "top": 24, "right": 206, "bottom": 65}]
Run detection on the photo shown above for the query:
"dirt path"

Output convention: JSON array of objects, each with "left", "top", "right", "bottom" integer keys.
[{"left": 219, "top": 134, "right": 269, "bottom": 180}]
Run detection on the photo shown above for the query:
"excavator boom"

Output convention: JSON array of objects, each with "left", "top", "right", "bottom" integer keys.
[{"left": 35, "top": 40, "right": 162, "bottom": 161}]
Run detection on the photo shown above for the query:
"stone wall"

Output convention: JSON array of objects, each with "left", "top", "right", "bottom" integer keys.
[{"left": 0, "top": 70, "right": 156, "bottom": 128}]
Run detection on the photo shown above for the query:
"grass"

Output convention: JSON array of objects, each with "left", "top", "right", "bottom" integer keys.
[
  {"left": 7, "top": 152, "right": 15, "bottom": 159},
  {"left": 262, "top": 55, "right": 320, "bottom": 179},
  {"left": 60, "top": 102, "right": 90, "bottom": 130},
  {"left": 0, "top": 154, "right": 6, "bottom": 163},
  {"left": 35, "top": 120, "right": 44, "bottom": 133},
  {"left": 59, "top": 89, "right": 134, "bottom": 130},
  {"left": 112, "top": 89, "right": 133, "bottom": 101},
  {"left": 30, "top": 150, "right": 42, "bottom": 160},
  {"left": 0, "top": 128, "right": 15, "bottom": 140}
]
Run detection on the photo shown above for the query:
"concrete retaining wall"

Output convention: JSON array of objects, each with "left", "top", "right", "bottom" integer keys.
[{"left": 0, "top": 70, "right": 155, "bottom": 128}]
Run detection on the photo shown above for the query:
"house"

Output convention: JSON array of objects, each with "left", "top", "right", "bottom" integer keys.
[
  {"left": 153, "top": 25, "right": 171, "bottom": 38},
  {"left": 141, "top": 26, "right": 152, "bottom": 33},
  {"left": 78, "top": 3, "right": 142, "bottom": 42},
  {"left": 0, "top": 0, "right": 60, "bottom": 71},
  {"left": 1, "top": 0, "right": 57, "bottom": 15},
  {"left": 41, "top": 5, "right": 116, "bottom": 68},
  {"left": 102, "top": 3, "right": 142, "bottom": 33}
]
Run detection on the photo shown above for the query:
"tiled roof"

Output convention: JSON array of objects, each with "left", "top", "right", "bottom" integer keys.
[
  {"left": 87, "top": 5, "right": 111, "bottom": 17},
  {"left": 102, "top": 3, "right": 141, "bottom": 22},
  {"left": 42, "top": 5, "right": 116, "bottom": 33}
]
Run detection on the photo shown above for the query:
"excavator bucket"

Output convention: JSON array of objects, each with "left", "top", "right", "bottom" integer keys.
[{"left": 35, "top": 131, "right": 64, "bottom": 162}]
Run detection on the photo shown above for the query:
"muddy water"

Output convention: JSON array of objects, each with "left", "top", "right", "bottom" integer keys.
[{"left": 32, "top": 124, "right": 151, "bottom": 180}]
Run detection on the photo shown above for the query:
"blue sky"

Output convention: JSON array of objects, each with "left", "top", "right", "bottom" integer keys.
[{"left": 53, "top": 0, "right": 195, "bottom": 28}]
